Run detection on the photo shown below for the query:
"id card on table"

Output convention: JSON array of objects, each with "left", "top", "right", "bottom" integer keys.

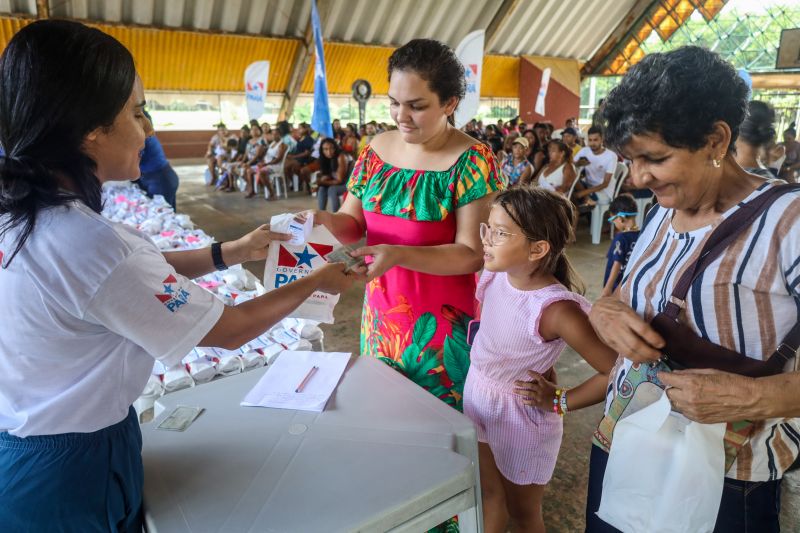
[{"left": 156, "top": 406, "right": 204, "bottom": 432}]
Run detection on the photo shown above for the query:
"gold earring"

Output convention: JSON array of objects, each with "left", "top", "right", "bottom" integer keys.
[{"left": 712, "top": 157, "right": 721, "bottom": 168}]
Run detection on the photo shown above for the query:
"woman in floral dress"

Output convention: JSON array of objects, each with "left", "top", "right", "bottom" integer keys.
[
  {"left": 317, "top": 40, "right": 504, "bottom": 417},
  {"left": 315, "top": 39, "right": 505, "bottom": 533}
]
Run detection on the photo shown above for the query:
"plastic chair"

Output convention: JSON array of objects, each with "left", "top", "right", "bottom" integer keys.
[
  {"left": 590, "top": 162, "right": 628, "bottom": 245},
  {"left": 564, "top": 170, "right": 580, "bottom": 201},
  {"left": 634, "top": 194, "right": 654, "bottom": 228},
  {"left": 267, "top": 147, "right": 291, "bottom": 200}
]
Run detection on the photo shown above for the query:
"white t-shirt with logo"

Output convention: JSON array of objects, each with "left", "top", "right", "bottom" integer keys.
[
  {"left": 0, "top": 201, "right": 223, "bottom": 437},
  {"left": 575, "top": 146, "right": 618, "bottom": 200}
]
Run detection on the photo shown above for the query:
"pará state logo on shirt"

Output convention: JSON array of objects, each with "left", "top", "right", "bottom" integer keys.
[
  {"left": 274, "top": 243, "right": 333, "bottom": 288},
  {"left": 155, "top": 274, "right": 191, "bottom": 312}
]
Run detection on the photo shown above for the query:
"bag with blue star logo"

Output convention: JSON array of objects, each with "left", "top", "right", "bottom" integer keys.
[{"left": 263, "top": 223, "right": 341, "bottom": 323}]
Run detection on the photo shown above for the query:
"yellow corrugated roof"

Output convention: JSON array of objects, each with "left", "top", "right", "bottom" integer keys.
[
  {"left": 0, "top": 16, "right": 31, "bottom": 45},
  {"left": 99, "top": 25, "right": 300, "bottom": 92},
  {"left": 0, "top": 16, "right": 300, "bottom": 93},
  {"left": 0, "top": 16, "right": 522, "bottom": 98},
  {"left": 300, "top": 41, "right": 394, "bottom": 95},
  {"left": 301, "top": 41, "right": 521, "bottom": 98}
]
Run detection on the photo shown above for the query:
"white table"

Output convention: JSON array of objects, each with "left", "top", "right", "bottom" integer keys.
[{"left": 141, "top": 356, "right": 482, "bottom": 532}]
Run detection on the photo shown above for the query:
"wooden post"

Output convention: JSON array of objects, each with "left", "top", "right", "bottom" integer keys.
[{"left": 35, "top": 0, "right": 50, "bottom": 19}]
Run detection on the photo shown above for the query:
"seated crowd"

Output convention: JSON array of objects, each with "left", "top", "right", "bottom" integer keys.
[
  {"left": 203, "top": 104, "right": 795, "bottom": 218},
  {"left": 204, "top": 118, "right": 392, "bottom": 208}
]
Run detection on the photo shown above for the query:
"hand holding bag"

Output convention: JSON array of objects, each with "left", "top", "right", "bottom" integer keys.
[{"left": 597, "top": 392, "right": 727, "bottom": 533}]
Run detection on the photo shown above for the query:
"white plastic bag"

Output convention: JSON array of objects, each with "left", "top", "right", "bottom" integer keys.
[
  {"left": 597, "top": 392, "right": 726, "bottom": 533},
  {"left": 263, "top": 224, "right": 340, "bottom": 323}
]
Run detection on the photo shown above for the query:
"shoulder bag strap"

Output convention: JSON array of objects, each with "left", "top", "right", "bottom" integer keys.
[
  {"left": 664, "top": 183, "right": 800, "bottom": 318},
  {"left": 663, "top": 183, "right": 800, "bottom": 368}
]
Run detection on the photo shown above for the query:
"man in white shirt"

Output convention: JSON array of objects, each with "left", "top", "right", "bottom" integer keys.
[{"left": 574, "top": 126, "right": 618, "bottom": 205}]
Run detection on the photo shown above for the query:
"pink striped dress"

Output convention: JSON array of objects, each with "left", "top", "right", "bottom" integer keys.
[{"left": 463, "top": 270, "right": 591, "bottom": 485}]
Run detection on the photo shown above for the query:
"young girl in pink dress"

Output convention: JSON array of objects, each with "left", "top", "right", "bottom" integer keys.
[{"left": 463, "top": 187, "right": 617, "bottom": 533}]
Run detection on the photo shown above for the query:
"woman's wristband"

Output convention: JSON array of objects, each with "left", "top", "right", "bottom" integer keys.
[{"left": 211, "top": 241, "right": 228, "bottom": 271}]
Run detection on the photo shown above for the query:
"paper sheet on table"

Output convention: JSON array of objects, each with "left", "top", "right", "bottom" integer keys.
[{"left": 240, "top": 351, "right": 350, "bottom": 412}]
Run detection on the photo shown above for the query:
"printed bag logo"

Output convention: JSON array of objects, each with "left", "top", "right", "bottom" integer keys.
[
  {"left": 274, "top": 243, "right": 333, "bottom": 288},
  {"left": 155, "top": 274, "right": 191, "bottom": 312}
]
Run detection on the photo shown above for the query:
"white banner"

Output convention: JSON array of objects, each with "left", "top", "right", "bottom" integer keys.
[
  {"left": 534, "top": 67, "right": 551, "bottom": 117},
  {"left": 454, "top": 30, "right": 485, "bottom": 129},
  {"left": 245, "top": 60, "right": 270, "bottom": 121}
]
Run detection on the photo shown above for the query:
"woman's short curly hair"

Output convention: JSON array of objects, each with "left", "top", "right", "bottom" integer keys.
[{"left": 602, "top": 46, "right": 748, "bottom": 153}]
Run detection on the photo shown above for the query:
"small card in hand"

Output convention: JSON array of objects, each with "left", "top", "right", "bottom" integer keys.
[
  {"left": 326, "top": 245, "right": 366, "bottom": 272},
  {"left": 156, "top": 406, "right": 204, "bottom": 432}
]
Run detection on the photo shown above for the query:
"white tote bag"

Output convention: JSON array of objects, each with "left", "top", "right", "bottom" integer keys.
[{"left": 597, "top": 391, "right": 727, "bottom": 533}]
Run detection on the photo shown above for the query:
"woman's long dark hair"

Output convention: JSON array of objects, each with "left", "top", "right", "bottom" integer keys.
[
  {"left": 0, "top": 20, "right": 136, "bottom": 266},
  {"left": 319, "top": 138, "right": 342, "bottom": 177}
]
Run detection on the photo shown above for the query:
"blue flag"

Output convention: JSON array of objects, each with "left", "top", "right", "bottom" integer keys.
[{"left": 310, "top": 0, "right": 333, "bottom": 138}]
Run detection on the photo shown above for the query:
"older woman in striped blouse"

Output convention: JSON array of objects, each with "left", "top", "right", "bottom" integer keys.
[{"left": 584, "top": 46, "right": 800, "bottom": 533}]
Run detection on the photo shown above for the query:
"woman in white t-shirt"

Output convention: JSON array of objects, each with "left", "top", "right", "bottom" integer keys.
[
  {"left": 534, "top": 139, "right": 577, "bottom": 196},
  {"left": 0, "top": 21, "right": 353, "bottom": 530}
]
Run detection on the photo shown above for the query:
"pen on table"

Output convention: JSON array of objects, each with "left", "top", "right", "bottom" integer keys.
[{"left": 295, "top": 366, "right": 319, "bottom": 393}]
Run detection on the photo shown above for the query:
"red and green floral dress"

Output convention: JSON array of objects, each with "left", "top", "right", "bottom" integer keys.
[{"left": 347, "top": 142, "right": 505, "bottom": 413}]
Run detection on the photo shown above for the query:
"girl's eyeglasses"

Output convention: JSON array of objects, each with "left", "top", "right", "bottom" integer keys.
[{"left": 479, "top": 222, "right": 519, "bottom": 246}]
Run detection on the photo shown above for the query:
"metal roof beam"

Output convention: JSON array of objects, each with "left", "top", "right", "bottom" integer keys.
[
  {"left": 485, "top": 0, "right": 521, "bottom": 52},
  {"left": 279, "top": 0, "right": 331, "bottom": 121},
  {"left": 581, "top": 0, "right": 657, "bottom": 76}
]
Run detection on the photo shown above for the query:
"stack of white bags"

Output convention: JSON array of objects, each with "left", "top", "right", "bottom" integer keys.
[{"left": 101, "top": 183, "right": 325, "bottom": 414}]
